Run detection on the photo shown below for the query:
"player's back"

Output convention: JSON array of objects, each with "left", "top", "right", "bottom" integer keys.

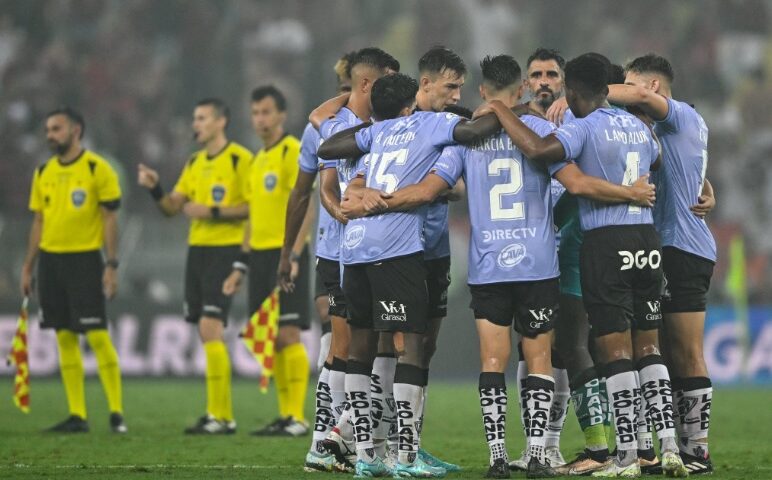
[
  {"left": 554, "top": 107, "right": 659, "bottom": 232},
  {"left": 342, "top": 111, "right": 461, "bottom": 264},
  {"left": 653, "top": 98, "right": 716, "bottom": 261},
  {"left": 436, "top": 115, "right": 559, "bottom": 284}
]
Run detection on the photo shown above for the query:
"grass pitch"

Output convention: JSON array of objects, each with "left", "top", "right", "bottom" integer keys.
[{"left": 1, "top": 379, "right": 771, "bottom": 479}]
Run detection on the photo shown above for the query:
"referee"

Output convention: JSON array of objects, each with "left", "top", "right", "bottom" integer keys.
[
  {"left": 21, "top": 107, "right": 126, "bottom": 433},
  {"left": 138, "top": 98, "right": 251, "bottom": 434},
  {"left": 223, "top": 86, "right": 314, "bottom": 436}
]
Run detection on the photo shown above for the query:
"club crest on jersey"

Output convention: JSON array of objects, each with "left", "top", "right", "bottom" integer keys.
[
  {"left": 211, "top": 185, "right": 226, "bottom": 203},
  {"left": 344, "top": 225, "right": 365, "bottom": 249},
  {"left": 263, "top": 172, "right": 278, "bottom": 191},
  {"left": 71, "top": 189, "right": 86, "bottom": 207},
  {"left": 497, "top": 243, "right": 527, "bottom": 268}
]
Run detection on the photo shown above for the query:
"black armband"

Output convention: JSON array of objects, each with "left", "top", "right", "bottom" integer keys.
[
  {"left": 100, "top": 199, "right": 121, "bottom": 211},
  {"left": 149, "top": 183, "right": 164, "bottom": 201}
]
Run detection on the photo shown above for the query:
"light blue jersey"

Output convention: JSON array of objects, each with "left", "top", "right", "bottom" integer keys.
[
  {"left": 317, "top": 107, "right": 364, "bottom": 261},
  {"left": 553, "top": 108, "right": 659, "bottom": 231},
  {"left": 653, "top": 98, "right": 716, "bottom": 262},
  {"left": 433, "top": 115, "right": 564, "bottom": 284},
  {"left": 424, "top": 199, "right": 450, "bottom": 260},
  {"left": 341, "top": 111, "right": 462, "bottom": 265},
  {"left": 298, "top": 123, "right": 335, "bottom": 261}
]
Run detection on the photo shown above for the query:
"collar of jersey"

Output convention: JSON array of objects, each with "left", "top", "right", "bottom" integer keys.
[
  {"left": 206, "top": 141, "right": 231, "bottom": 160},
  {"left": 56, "top": 149, "right": 86, "bottom": 167}
]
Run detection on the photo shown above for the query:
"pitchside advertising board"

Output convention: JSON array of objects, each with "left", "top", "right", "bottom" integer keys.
[{"left": 0, "top": 303, "right": 771, "bottom": 384}]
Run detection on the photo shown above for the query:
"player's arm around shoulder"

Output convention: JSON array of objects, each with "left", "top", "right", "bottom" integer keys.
[
  {"left": 554, "top": 163, "right": 655, "bottom": 207},
  {"left": 606, "top": 84, "right": 669, "bottom": 122}
]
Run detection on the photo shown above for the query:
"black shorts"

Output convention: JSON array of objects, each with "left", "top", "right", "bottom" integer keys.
[
  {"left": 316, "top": 257, "right": 347, "bottom": 318},
  {"left": 661, "top": 247, "right": 714, "bottom": 314},
  {"left": 37, "top": 250, "right": 107, "bottom": 332},
  {"left": 469, "top": 278, "right": 559, "bottom": 338},
  {"left": 580, "top": 224, "right": 663, "bottom": 337},
  {"left": 342, "top": 253, "right": 428, "bottom": 334},
  {"left": 425, "top": 256, "right": 450, "bottom": 318},
  {"left": 314, "top": 267, "right": 327, "bottom": 300},
  {"left": 184, "top": 246, "right": 240, "bottom": 325},
  {"left": 249, "top": 247, "right": 310, "bottom": 330}
]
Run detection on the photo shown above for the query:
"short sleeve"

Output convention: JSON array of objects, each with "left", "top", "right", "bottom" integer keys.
[
  {"left": 354, "top": 125, "right": 375, "bottom": 153},
  {"left": 650, "top": 131, "right": 661, "bottom": 166},
  {"left": 553, "top": 119, "right": 589, "bottom": 161},
  {"left": 284, "top": 142, "right": 301, "bottom": 191},
  {"left": 28, "top": 169, "right": 41, "bottom": 211},
  {"left": 96, "top": 161, "right": 121, "bottom": 202},
  {"left": 354, "top": 154, "right": 370, "bottom": 180},
  {"left": 431, "top": 145, "right": 465, "bottom": 187},
  {"left": 523, "top": 115, "right": 557, "bottom": 137},
  {"left": 173, "top": 159, "right": 193, "bottom": 197},
  {"left": 320, "top": 117, "right": 351, "bottom": 140},
  {"left": 299, "top": 124, "right": 320, "bottom": 174},
  {"left": 235, "top": 152, "right": 252, "bottom": 203},
  {"left": 428, "top": 112, "right": 463, "bottom": 148},
  {"left": 655, "top": 97, "right": 683, "bottom": 134}
]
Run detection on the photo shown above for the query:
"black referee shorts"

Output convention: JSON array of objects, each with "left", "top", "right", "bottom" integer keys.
[
  {"left": 248, "top": 247, "right": 310, "bottom": 330},
  {"left": 580, "top": 224, "right": 663, "bottom": 337},
  {"left": 37, "top": 249, "right": 107, "bottom": 332},
  {"left": 184, "top": 245, "right": 240, "bottom": 325}
]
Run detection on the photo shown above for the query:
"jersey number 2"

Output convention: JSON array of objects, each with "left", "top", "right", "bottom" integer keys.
[{"left": 489, "top": 157, "right": 524, "bottom": 220}]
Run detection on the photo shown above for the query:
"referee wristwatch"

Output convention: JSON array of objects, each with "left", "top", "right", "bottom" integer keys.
[{"left": 105, "top": 259, "right": 120, "bottom": 270}]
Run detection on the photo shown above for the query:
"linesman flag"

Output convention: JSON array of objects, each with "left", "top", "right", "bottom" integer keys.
[
  {"left": 240, "top": 287, "right": 280, "bottom": 393},
  {"left": 7, "top": 297, "right": 30, "bottom": 413}
]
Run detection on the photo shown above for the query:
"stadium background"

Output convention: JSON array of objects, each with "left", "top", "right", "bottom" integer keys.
[{"left": 1, "top": 0, "right": 771, "bottom": 385}]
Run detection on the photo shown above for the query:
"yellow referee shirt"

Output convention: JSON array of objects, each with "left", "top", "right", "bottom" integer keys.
[
  {"left": 246, "top": 134, "right": 300, "bottom": 250},
  {"left": 29, "top": 150, "right": 121, "bottom": 253},
  {"left": 173, "top": 142, "right": 252, "bottom": 246}
]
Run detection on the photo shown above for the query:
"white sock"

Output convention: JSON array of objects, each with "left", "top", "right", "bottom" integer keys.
[
  {"left": 394, "top": 364, "right": 424, "bottom": 465},
  {"left": 606, "top": 360, "right": 640, "bottom": 465},
  {"left": 524, "top": 374, "right": 554, "bottom": 463},
  {"left": 674, "top": 377, "right": 712, "bottom": 458},
  {"left": 371, "top": 355, "right": 397, "bottom": 446},
  {"left": 329, "top": 358, "right": 347, "bottom": 422},
  {"left": 638, "top": 355, "right": 677, "bottom": 452},
  {"left": 346, "top": 362, "right": 375, "bottom": 462},
  {"left": 634, "top": 370, "right": 654, "bottom": 451},
  {"left": 310, "top": 366, "right": 334, "bottom": 453},
  {"left": 546, "top": 366, "right": 569, "bottom": 449},
  {"left": 479, "top": 372, "right": 508, "bottom": 465}
]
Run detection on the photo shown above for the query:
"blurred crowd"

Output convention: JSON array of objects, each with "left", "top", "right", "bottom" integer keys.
[{"left": 1, "top": 0, "right": 771, "bottom": 302}]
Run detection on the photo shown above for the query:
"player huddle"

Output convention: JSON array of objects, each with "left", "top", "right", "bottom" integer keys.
[{"left": 21, "top": 45, "right": 717, "bottom": 479}]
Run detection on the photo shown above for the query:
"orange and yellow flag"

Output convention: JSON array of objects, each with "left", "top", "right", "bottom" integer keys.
[
  {"left": 240, "top": 287, "right": 280, "bottom": 393},
  {"left": 7, "top": 297, "right": 30, "bottom": 413}
]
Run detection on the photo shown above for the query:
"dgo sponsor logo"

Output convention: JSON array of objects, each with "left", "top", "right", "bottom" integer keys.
[
  {"left": 618, "top": 249, "right": 661, "bottom": 271},
  {"left": 497, "top": 243, "right": 526, "bottom": 269}
]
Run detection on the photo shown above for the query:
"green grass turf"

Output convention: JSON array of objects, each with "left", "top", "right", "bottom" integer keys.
[{"left": 1, "top": 379, "right": 771, "bottom": 479}]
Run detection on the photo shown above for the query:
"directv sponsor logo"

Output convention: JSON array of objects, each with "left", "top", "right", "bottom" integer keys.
[
  {"left": 344, "top": 225, "right": 365, "bottom": 249},
  {"left": 71, "top": 189, "right": 86, "bottom": 207},
  {"left": 497, "top": 243, "right": 527, "bottom": 269},
  {"left": 483, "top": 228, "right": 536, "bottom": 243}
]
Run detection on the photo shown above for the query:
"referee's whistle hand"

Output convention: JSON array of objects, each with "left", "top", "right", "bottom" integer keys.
[{"left": 137, "top": 163, "right": 159, "bottom": 188}]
